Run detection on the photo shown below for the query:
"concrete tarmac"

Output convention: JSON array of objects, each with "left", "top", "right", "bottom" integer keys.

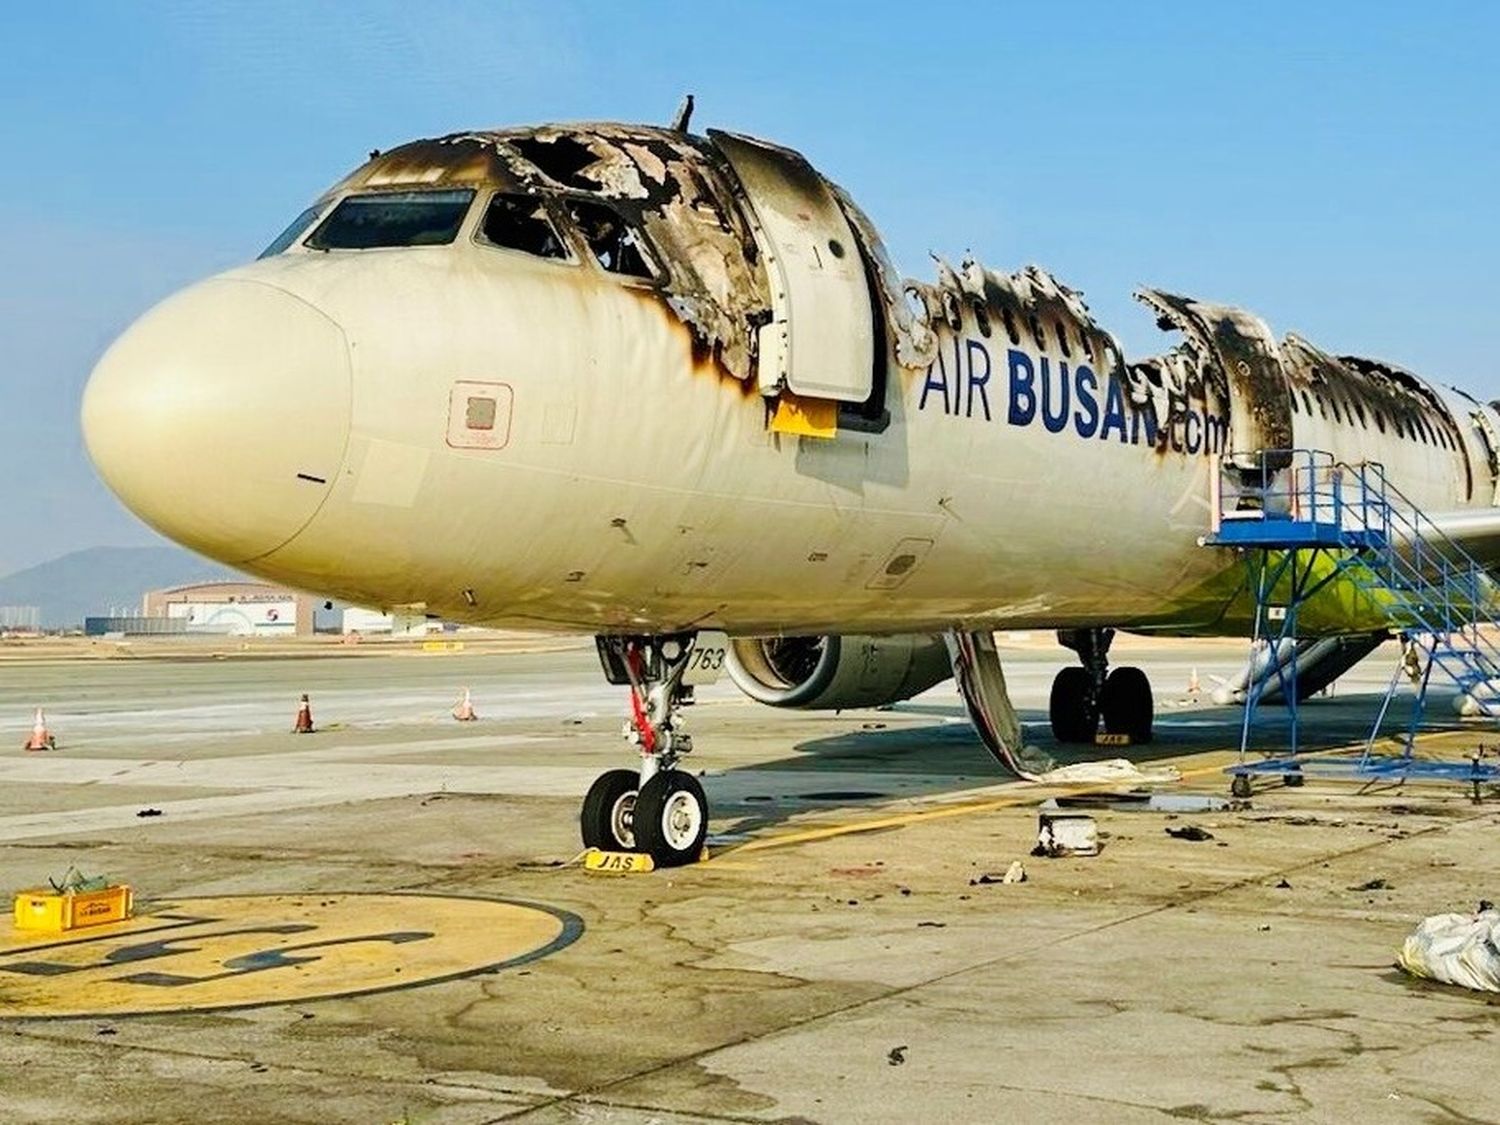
[{"left": 0, "top": 635, "right": 1496, "bottom": 1123}]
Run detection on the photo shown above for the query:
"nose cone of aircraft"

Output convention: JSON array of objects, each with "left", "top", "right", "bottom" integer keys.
[{"left": 82, "top": 278, "right": 352, "bottom": 565}]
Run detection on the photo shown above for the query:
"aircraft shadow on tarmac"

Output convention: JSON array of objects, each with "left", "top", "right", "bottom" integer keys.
[{"left": 709, "top": 690, "right": 1475, "bottom": 838}]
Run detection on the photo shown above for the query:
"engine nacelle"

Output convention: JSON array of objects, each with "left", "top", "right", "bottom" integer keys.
[{"left": 725, "top": 634, "right": 952, "bottom": 710}]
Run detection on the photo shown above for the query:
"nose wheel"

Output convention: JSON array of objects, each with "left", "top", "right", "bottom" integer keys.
[
  {"left": 583, "top": 633, "right": 712, "bottom": 868},
  {"left": 581, "top": 768, "right": 639, "bottom": 851},
  {"left": 633, "top": 770, "right": 708, "bottom": 867}
]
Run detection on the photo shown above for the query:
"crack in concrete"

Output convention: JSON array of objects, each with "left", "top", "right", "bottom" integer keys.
[{"left": 478, "top": 803, "right": 1499, "bottom": 1122}]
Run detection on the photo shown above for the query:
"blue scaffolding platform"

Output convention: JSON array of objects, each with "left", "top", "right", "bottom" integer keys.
[{"left": 1206, "top": 449, "right": 1500, "bottom": 797}]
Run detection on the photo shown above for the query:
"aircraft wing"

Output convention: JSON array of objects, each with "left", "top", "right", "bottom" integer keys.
[{"left": 1422, "top": 509, "right": 1500, "bottom": 571}]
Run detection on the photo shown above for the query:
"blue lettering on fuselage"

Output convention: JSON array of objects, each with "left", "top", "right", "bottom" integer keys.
[
  {"left": 917, "top": 336, "right": 1227, "bottom": 455},
  {"left": 1039, "top": 357, "right": 1069, "bottom": 434},
  {"left": 918, "top": 344, "right": 951, "bottom": 414},
  {"left": 966, "top": 339, "right": 992, "bottom": 420},
  {"left": 1007, "top": 349, "right": 1035, "bottom": 426},
  {"left": 1074, "top": 365, "right": 1099, "bottom": 437}
]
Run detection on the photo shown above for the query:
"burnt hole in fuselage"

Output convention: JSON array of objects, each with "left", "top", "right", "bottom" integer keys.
[
  {"left": 1027, "top": 314, "right": 1046, "bottom": 351},
  {"left": 509, "top": 135, "right": 600, "bottom": 191},
  {"left": 1000, "top": 307, "right": 1021, "bottom": 346},
  {"left": 972, "top": 302, "right": 992, "bottom": 338}
]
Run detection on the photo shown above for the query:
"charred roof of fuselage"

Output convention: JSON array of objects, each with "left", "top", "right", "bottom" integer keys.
[
  {"left": 912, "top": 255, "right": 1466, "bottom": 453},
  {"left": 907, "top": 258, "right": 1130, "bottom": 384},
  {"left": 337, "top": 123, "right": 719, "bottom": 194},
  {"left": 1132, "top": 290, "right": 1462, "bottom": 445},
  {"left": 331, "top": 124, "right": 772, "bottom": 381},
  {"left": 334, "top": 126, "right": 1467, "bottom": 443}
]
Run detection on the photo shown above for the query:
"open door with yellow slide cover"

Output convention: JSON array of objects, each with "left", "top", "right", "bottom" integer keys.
[{"left": 709, "top": 130, "right": 875, "bottom": 425}]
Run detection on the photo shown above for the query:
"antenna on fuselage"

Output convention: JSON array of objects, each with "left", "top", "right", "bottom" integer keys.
[{"left": 671, "top": 93, "right": 695, "bottom": 133}]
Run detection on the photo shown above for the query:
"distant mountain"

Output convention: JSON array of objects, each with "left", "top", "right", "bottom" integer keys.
[{"left": 0, "top": 546, "right": 240, "bottom": 629}]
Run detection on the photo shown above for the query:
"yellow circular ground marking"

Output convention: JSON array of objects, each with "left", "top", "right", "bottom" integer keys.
[{"left": 0, "top": 893, "right": 581, "bottom": 1019}]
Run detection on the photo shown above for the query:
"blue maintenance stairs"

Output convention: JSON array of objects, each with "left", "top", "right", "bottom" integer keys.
[{"left": 1204, "top": 449, "right": 1500, "bottom": 795}]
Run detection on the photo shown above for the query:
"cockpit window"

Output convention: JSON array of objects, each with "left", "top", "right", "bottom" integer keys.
[
  {"left": 307, "top": 189, "right": 475, "bottom": 250},
  {"left": 258, "top": 204, "right": 323, "bottom": 259},
  {"left": 565, "top": 199, "right": 655, "bottom": 279},
  {"left": 479, "top": 194, "right": 568, "bottom": 260}
]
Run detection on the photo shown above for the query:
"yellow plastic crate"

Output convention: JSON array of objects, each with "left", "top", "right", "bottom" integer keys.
[{"left": 13, "top": 884, "right": 133, "bottom": 932}]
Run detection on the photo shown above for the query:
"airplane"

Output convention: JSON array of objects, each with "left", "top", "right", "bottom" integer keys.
[{"left": 81, "top": 107, "right": 1500, "bottom": 867}]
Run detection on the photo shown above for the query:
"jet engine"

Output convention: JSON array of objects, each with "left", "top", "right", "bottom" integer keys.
[{"left": 725, "top": 634, "right": 952, "bottom": 710}]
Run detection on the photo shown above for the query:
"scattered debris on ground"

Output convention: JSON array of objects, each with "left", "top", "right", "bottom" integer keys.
[
  {"left": 969, "top": 861, "right": 1027, "bottom": 886},
  {"left": 1055, "top": 793, "right": 1230, "bottom": 814},
  {"left": 1035, "top": 760, "right": 1181, "bottom": 785},
  {"left": 887, "top": 1045, "right": 908, "bottom": 1066},
  {"left": 1165, "top": 825, "right": 1214, "bottom": 842},
  {"left": 136, "top": 808, "right": 163, "bottom": 818},
  {"left": 1350, "top": 878, "right": 1392, "bottom": 891},
  {"left": 1033, "top": 805, "right": 1099, "bottom": 857}
]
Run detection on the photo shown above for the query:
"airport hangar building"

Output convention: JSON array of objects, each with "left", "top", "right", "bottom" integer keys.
[{"left": 85, "top": 581, "right": 318, "bottom": 637}]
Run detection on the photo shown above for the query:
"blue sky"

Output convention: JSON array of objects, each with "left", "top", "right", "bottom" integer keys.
[{"left": 2, "top": 2, "right": 1496, "bottom": 575}]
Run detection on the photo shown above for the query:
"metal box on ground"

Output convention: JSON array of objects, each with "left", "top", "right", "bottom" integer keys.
[
  {"left": 1034, "top": 805, "right": 1100, "bottom": 857},
  {"left": 13, "top": 884, "right": 133, "bottom": 932}
]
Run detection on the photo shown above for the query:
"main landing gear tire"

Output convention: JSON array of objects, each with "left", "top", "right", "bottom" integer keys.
[
  {"left": 633, "top": 770, "right": 709, "bottom": 868},
  {"left": 581, "top": 768, "right": 639, "bottom": 851},
  {"left": 1049, "top": 666, "right": 1098, "bottom": 744},
  {"left": 1100, "top": 666, "right": 1154, "bottom": 744},
  {"left": 1230, "top": 774, "right": 1253, "bottom": 799}
]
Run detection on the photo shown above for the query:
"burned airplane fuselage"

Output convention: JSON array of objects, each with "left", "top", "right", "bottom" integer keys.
[{"left": 81, "top": 122, "right": 1500, "bottom": 638}]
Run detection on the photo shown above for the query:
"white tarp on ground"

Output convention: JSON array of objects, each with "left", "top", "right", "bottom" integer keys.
[
  {"left": 1398, "top": 909, "right": 1500, "bottom": 992},
  {"left": 1036, "top": 759, "right": 1183, "bottom": 785}
]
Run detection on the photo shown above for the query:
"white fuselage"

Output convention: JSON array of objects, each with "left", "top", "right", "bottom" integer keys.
[{"left": 80, "top": 128, "right": 1500, "bottom": 640}]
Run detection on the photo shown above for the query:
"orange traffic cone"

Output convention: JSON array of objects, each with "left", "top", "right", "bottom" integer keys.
[
  {"left": 453, "top": 687, "right": 478, "bottom": 722},
  {"left": 23, "top": 708, "right": 55, "bottom": 752},
  {"left": 292, "top": 693, "right": 315, "bottom": 734},
  {"left": 1187, "top": 667, "right": 1201, "bottom": 696}
]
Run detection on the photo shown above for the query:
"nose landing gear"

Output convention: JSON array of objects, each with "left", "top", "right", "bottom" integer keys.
[
  {"left": 583, "top": 634, "right": 709, "bottom": 867},
  {"left": 1050, "top": 628, "right": 1154, "bottom": 744}
]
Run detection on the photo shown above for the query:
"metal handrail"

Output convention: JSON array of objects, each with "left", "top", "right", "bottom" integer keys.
[{"left": 1215, "top": 448, "right": 1500, "bottom": 689}]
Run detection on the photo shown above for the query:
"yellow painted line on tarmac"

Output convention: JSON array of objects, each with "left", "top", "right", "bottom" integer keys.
[
  {"left": 722, "top": 759, "right": 1233, "bottom": 857},
  {"left": 720, "top": 728, "right": 1456, "bottom": 859}
]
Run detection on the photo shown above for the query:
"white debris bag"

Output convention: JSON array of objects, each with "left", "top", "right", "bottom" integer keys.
[{"left": 1397, "top": 909, "right": 1500, "bottom": 992}]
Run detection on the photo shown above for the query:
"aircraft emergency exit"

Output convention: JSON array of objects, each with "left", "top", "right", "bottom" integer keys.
[{"left": 82, "top": 112, "right": 1500, "bottom": 866}]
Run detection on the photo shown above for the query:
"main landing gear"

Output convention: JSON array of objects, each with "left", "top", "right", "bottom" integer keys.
[
  {"left": 1049, "top": 627, "right": 1154, "bottom": 744},
  {"left": 582, "top": 634, "right": 710, "bottom": 867}
]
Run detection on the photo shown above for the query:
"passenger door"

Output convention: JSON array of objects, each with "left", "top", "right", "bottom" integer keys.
[{"left": 708, "top": 130, "right": 875, "bottom": 403}]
